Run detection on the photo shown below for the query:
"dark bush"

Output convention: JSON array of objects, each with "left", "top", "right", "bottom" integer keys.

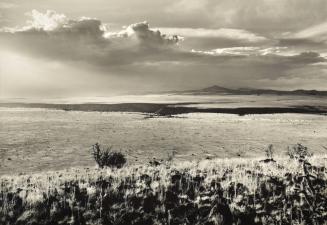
[
  {"left": 287, "top": 143, "right": 312, "bottom": 161},
  {"left": 92, "top": 143, "right": 126, "bottom": 168},
  {"left": 265, "top": 144, "right": 274, "bottom": 160},
  {"left": 260, "top": 144, "right": 276, "bottom": 163}
]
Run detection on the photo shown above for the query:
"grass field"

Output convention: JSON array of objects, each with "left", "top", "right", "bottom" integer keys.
[
  {"left": 1, "top": 94, "right": 326, "bottom": 224},
  {"left": 1, "top": 108, "right": 327, "bottom": 175},
  {"left": 1, "top": 154, "right": 326, "bottom": 225}
]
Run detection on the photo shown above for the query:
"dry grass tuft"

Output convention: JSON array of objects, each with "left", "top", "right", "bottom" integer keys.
[{"left": 0, "top": 151, "right": 326, "bottom": 225}]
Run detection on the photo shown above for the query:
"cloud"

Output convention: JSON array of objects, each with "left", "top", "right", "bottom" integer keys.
[
  {"left": 277, "top": 21, "right": 327, "bottom": 55},
  {"left": 191, "top": 47, "right": 326, "bottom": 64},
  {"left": 157, "top": 27, "right": 267, "bottom": 43},
  {"left": 165, "top": 0, "right": 327, "bottom": 32},
  {"left": 0, "top": 2, "right": 18, "bottom": 26},
  {"left": 122, "top": 50, "right": 327, "bottom": 91},
  {"left": 0, "top": 2, "right": 17, "bottom": 9},
  {"left": 191, "top": 47, "right": 287, "bottom": 56},
  {"left": 104, "top": 22, "right": 180, "bottom": 48},
  {"left": 1, "top": 10, "right": 325, "bottom": 67},
  {"left": 155, "top": 27, "right": 270, "bottom": 50},
  {"left": 2, "top": 1, "right": 327, "bottom": 35},
  {"left": 1, "top": 10, "right": 324, "bottom": 72},
  {"left": 0, "top": 10, "right": 182, "bottom": 66},
  {"left": 292, "top": 22, "right": 327, "bottom": 43},
  {"left": 290, "top": 52, "right": 326, "bottom": 64},
  {"left": 1, "top": 9, "right": 327, "bottom": 96},
  {"left": 24, "top": 10, "right": 68, "bottom": 31}
]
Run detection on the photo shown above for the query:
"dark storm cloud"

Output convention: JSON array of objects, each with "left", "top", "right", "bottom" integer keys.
[
  {"left": 1, "top": 10, "right": 325, "bottom": 69},
  {"left": 0, "top": 10, "right": 182, "bottom": 66},
  {"left": 279, "top": 38, "right": 323, "bottom": 48},
  {"left": 1, "top": 9, "right": 327, "bottom": 95},
  {"left": 289, "top": 52, "right": 326, "bottom": 64}
]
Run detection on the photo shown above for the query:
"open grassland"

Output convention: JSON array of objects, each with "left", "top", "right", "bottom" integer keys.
[
  {"left": 1, "top": 94, "right": 327, "bottom": 116},
  {"left": 1, "top": 94, "right": 327, "bottom": 107},
  {"left": 1, "top": 155, "right": 326, "bottom": 225},
  {"left": 1, "top": 108, "right": 327, "bottom": 175},
  {"left": 1, "top": 95, "right": 326, "bottom": 224}
]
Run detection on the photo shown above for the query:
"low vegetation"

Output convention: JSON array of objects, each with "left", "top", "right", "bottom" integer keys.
[
  {"left": 0, "top": 145, "right": 326, "bottom": 225},
  {"left": 92, "top": 143, "right": 126, "bottom": 169}
]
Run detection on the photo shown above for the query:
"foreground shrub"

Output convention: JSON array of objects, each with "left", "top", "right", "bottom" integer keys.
[
  {"left": 287, "top": 143, "right": 313, "bottom": 161},
  {"left": 92, "top": 143, "right": 126, "bottom": 168},
  {"left": 260, "top": 144, "right": 276, "bottom": 163}
]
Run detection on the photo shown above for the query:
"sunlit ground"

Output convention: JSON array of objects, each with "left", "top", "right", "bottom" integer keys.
[{"left": 1, "top": 106, "right": 326, "bottom": 175}]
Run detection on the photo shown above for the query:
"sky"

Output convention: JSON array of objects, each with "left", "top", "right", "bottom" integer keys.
[{"left": 0, "top": 0, "right": 327, "bottom": 98}]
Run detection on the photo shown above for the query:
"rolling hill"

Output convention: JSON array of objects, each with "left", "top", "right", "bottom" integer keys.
[{"left": 180, "top": 85, "right": 327, "bottom": 96}]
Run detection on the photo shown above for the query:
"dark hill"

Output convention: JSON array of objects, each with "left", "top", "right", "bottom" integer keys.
[{"left": 182, "top": 85, "right": 327, "bottom": 96}]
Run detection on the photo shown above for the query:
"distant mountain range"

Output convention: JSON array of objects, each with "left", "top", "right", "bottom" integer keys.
[{"left": 178, "top": 85, "right": 327, "bottom": 96}]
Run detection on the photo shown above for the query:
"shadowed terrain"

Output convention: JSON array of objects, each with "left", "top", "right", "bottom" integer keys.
[{"left": 1, "top": 102, "right": 327, "bottom": 116}]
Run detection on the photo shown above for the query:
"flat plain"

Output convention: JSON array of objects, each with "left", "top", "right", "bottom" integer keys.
[
  {"left": 1, "top": 94, "right": 327, "bottom": 225},
  {"left": 1, "top": 94, "right": 326, "bottom": 175}
]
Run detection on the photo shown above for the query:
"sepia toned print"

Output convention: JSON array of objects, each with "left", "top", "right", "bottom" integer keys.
[{"left": 0, "top": 1, "right": 326, "bottom": 224}]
